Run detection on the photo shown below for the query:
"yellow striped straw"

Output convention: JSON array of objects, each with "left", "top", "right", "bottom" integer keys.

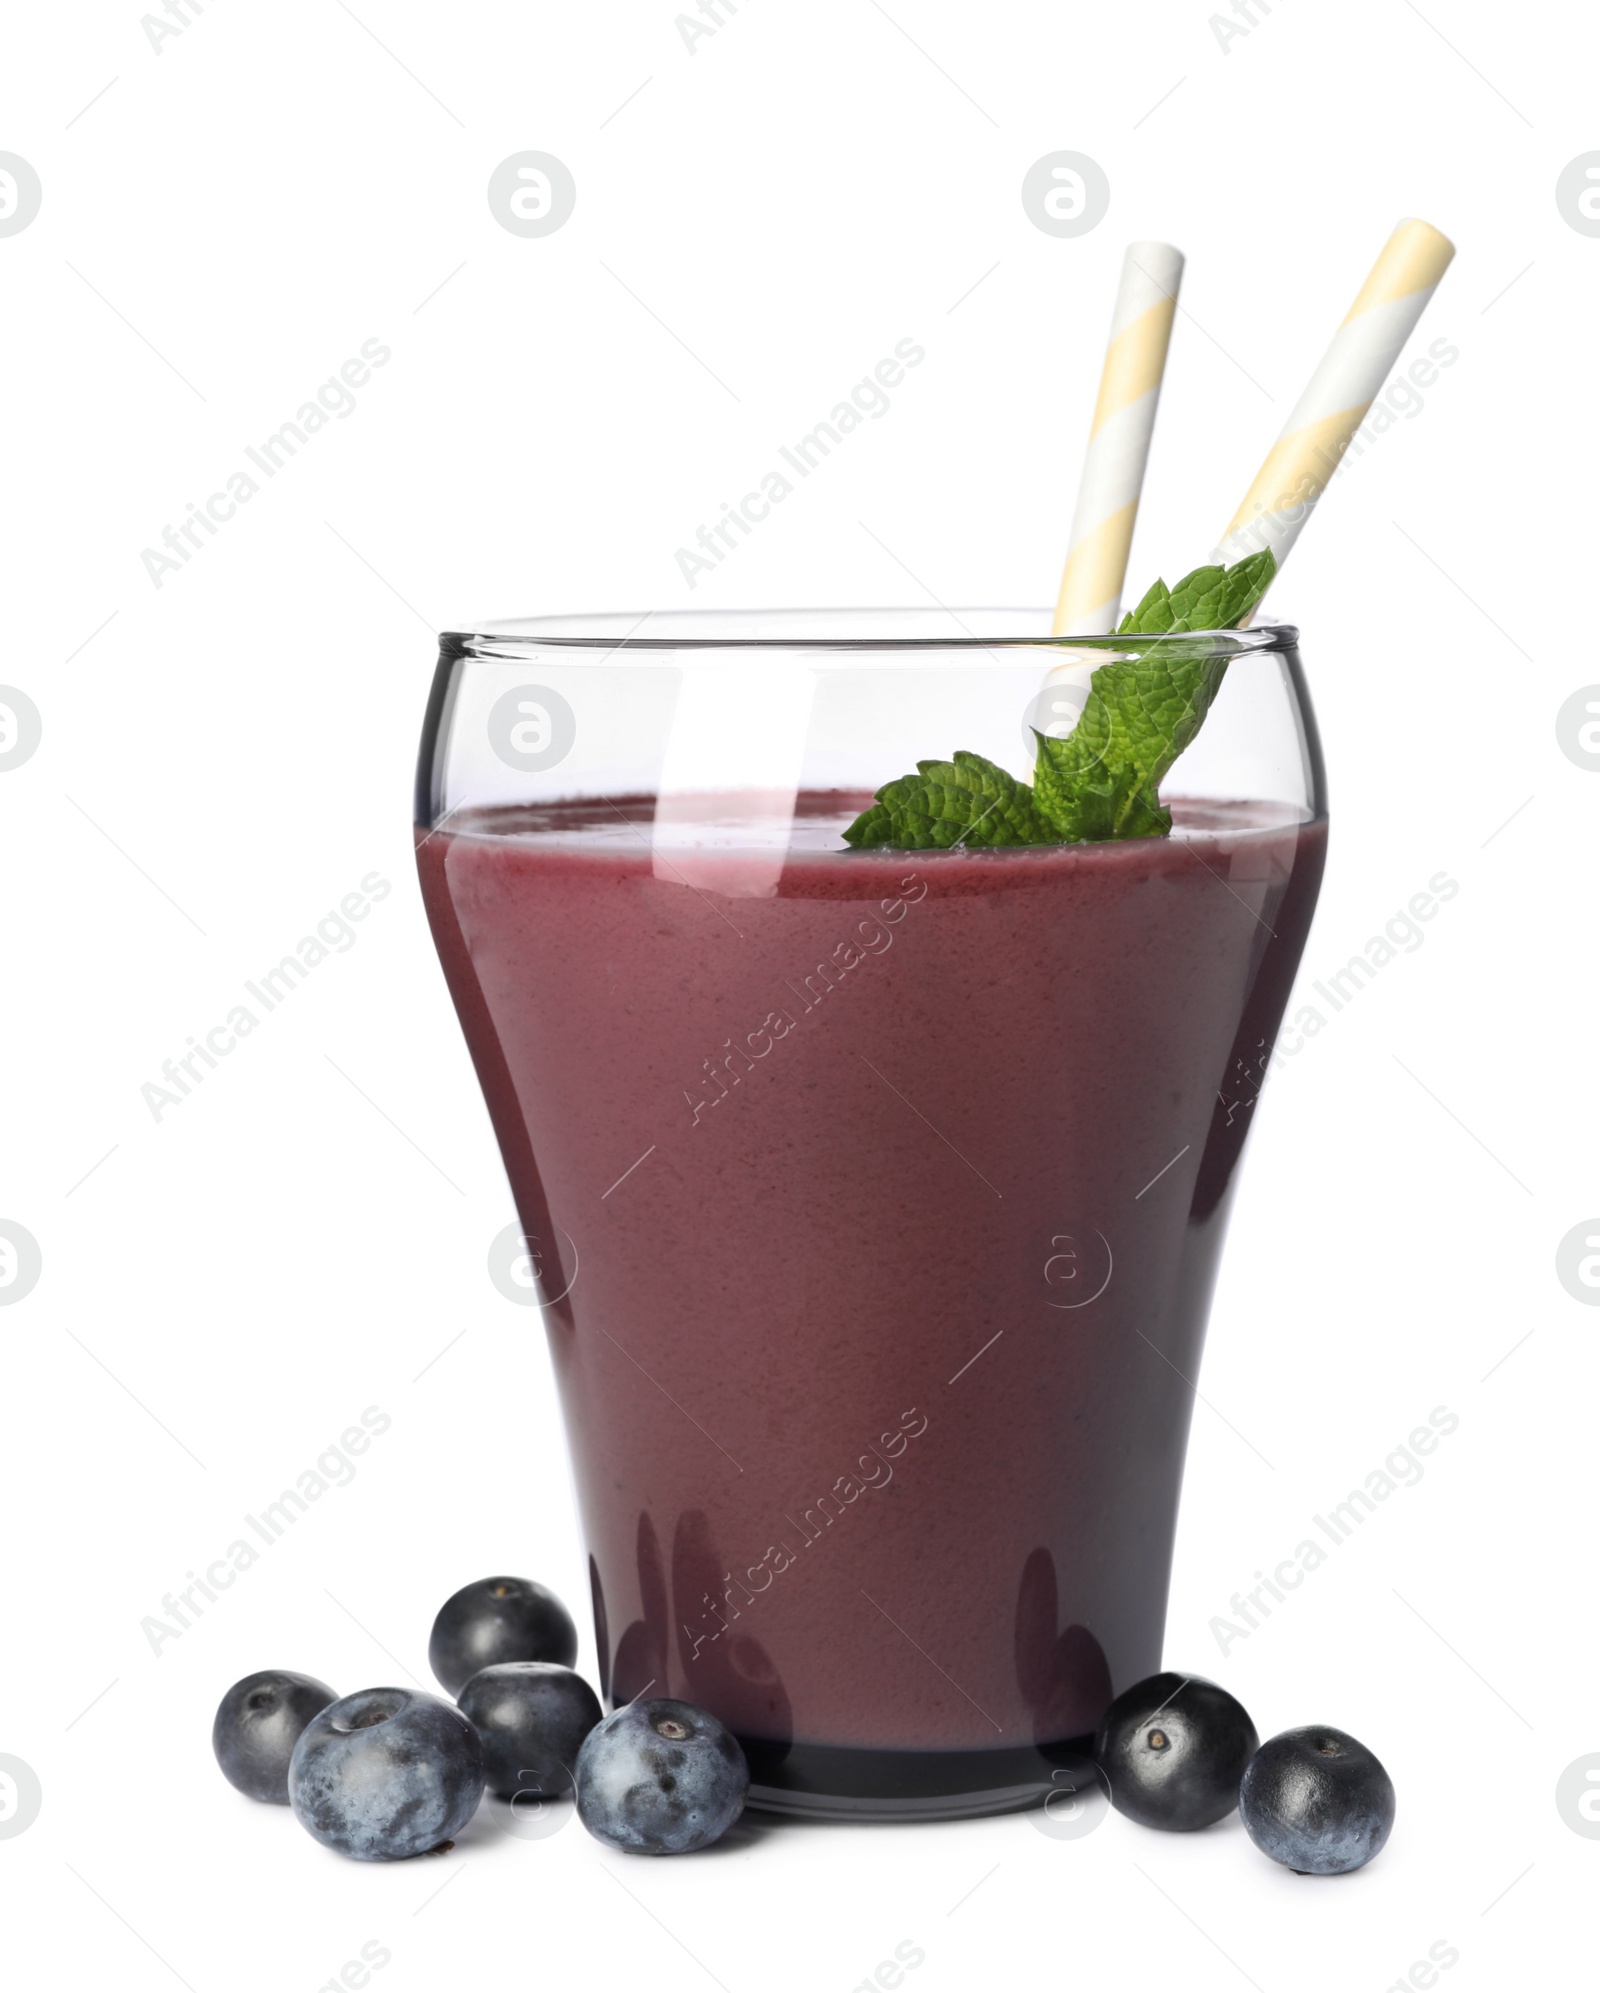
[
  {"left": 1051, "top": 241, "right": 1185, "bottom": 638},
  {"left": 1213, "top": 218, "right": 1455, "bottom": 591}
]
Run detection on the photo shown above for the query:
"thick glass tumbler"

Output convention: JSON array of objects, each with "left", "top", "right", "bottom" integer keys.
[{"left": 414, "top": 609, "right": 1327, "bottom": 1820}]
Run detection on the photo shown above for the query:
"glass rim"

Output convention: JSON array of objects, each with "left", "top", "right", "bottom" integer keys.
[{"left": 440, "top": 609, "right": 1300, "bottom": 657}]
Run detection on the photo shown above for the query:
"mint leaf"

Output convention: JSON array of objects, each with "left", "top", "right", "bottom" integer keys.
[
  {"left": 1032, "top": 635, "right": 1222, "bottom": 842},
  {"left": 1119, "top": 573, "right": 1176, "bottom": 631},
  {"left": 1035, "top": 550, "right": 1274, "bottom": 840},
  {"left": 842, "top": 750, "right": 1054, "bottom": 850},
  {"left": 840, "top": 550, "right": 1275, "bottom": 850},
  {"left": 1117, "top": 548, "right": 1275, "bottom": 636}
]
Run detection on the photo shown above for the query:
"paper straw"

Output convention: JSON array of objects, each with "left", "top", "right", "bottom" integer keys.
[
  {"left": 652, "top": 663, "right": 816, "bottom": 898},
  {"left": 1051, "top": 242, "right": 1185, "bottom": 638},
  {"left": 1212, "top": 218, "right": 1455, "bottom": 583}
]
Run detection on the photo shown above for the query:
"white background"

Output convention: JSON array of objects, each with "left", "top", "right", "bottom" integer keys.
[{"left": 3, "top": 1, "right": 1597, "bottom": 1987}]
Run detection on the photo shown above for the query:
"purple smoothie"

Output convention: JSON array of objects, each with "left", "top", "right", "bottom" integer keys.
[{"left": 417, "top": 793, "right": 1325, "bottom": 1809}]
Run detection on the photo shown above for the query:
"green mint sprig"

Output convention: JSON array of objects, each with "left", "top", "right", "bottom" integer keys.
[
  {"left": 839, "top": 749, "right": 1054, "bottom": 851},
  {"left": 841, "top": 550, "right": 1275, "bottom": 850},
  {"left": 1110, "top": 550, "right": 1277, "bottom": 637}
]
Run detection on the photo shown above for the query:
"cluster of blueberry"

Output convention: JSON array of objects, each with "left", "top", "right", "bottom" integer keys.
[
  {"left": 215, "top": 1585, "right": 1391, "bottom": 1871},
  {"left": 211, "top": 1575, "right": 748, "bottom": 1860},
  {"left": 1094, "top": 1671, "right": 1396, "bottom": 1874}
]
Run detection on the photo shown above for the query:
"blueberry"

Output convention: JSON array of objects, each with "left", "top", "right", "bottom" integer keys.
[
  {"left": 428, "top": 1576, "right": 578, "bottom": 1696},
  {"left": 1240, "top": 1725, "right": 1395, "bottom": 1874},
  {"left": 213, "top": 1670, "right": 338, "bottom": 1804},
  {"left": 288, "top": 1687, "right": 486, "bottom": 1861},
  {"left": 575, "top": 1697, "right": 748, "bottom": 1855},
  {"left": 458, "top": 1662, "right": 602, "bottom": 1801},
  {"left": 1093, "top": 1671, "right": 1258, "bottom": 1831}
]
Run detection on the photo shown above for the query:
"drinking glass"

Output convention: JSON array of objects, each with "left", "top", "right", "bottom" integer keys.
[{"left": 415, "top": 609, "right": 1326, "bottom": 1820}]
